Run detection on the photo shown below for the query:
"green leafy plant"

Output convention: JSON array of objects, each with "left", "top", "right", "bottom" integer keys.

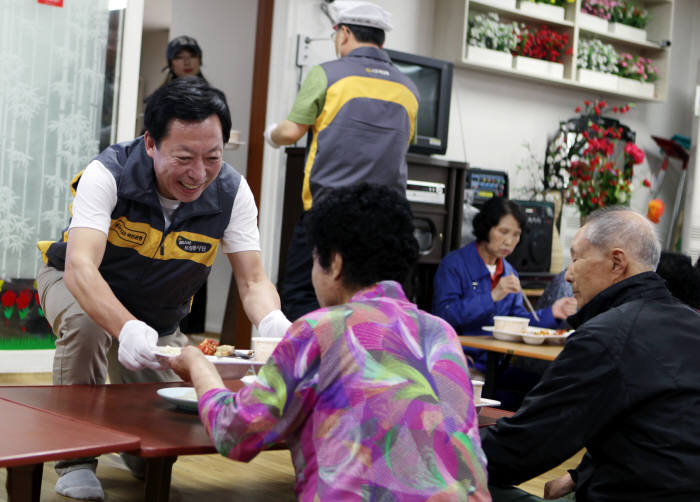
[
  {"left": 611, "top": 1, "right": 649, "bottom": 29},
  {"left": 577, "top": 38, "right": 618, "bottom": 74},
  {"left": 514, "top": 25, "right": 572, "bottom": 63},
  {"left": 467, "top": 12, "right": 521, "bottom": 53},
  {"left": 617, "top": 53, "right": 659, "bottom": 82},
  {"left": 581, "top": 0, "right": 616, "bottom": 20}
]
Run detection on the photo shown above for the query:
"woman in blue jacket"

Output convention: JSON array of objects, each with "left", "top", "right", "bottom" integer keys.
[{"left": 432, "top": 197, "right": 576, "bottom": 375}]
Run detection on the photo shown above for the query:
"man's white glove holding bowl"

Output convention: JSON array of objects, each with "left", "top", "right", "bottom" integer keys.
[
  {"left": 258, "top": 309, "right": 291, "bottom": 338},
  {"left": 118, "top": 319, "right": 165, "bottom": 370}
]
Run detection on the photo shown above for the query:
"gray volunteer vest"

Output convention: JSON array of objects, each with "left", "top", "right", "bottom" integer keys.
[
  {"left": 301, "top": 46, "right": 419, "bottom": 210},
  {"left": 38, "top": 137, "right": 241, "bottom": 336}
]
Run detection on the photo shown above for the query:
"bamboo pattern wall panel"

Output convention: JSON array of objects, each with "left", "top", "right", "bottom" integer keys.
[{"left": 0, "top": 0, "right": 110, "bottom": 280}]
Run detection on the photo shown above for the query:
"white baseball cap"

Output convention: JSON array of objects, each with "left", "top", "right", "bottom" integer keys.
[{"left": 329, "top": 1, "right": 393, "bottom": 32}]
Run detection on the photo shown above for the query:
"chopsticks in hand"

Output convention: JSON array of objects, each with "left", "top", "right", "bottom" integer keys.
[{"left": 522, "top": 291, "right": 540, "bottom": 322}]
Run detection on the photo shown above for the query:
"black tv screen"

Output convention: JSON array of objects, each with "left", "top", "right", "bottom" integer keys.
[{"left": 385, "top": 49, "right": 453, "bottom": 155}]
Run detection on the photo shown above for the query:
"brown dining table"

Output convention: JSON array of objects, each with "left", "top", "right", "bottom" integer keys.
[
  {"left": 0, "top": 397, "right": 140, "bottom": 502},
  {"left": 478, "top": 406, "right": 513, "bottom": 427},
  {"left": 0, "top": 379, "right": 503, "bottom": 502},
  {"left": 460, "top": 335, "right": 564, "bottom": 398},
  {"left": 0, "top": 380, "right": 245, "bottom": 502}
]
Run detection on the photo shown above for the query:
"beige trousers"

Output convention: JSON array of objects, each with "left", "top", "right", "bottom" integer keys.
[
  {"left": 36, "top": 264, "right": 188, "bottom": 474},
  {"left": 37, "top": 264, "right": 187, "bottom": 385}
]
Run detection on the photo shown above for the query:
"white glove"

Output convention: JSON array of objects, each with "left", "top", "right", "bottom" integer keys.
[
  {"left": 118, "top": 320, "right": 164, "bottom": 371},
  {"left": 258, "top": 309, "right": 291, "bottom": 338},
  {"left": 263, "top": 122, "right": 280, "bottom": 149}
]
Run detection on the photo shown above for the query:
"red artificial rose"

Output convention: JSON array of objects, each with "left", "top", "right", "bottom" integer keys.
[
  {"left": 584, "top": 100, "right": 591, "bottom": 106},
  {"left": 1, "top": 291, "right": 17, "bottom": 308},
  {"left": 575, "top": 106, "right": 581, "bottom": 113},
  {"left": 643, "top": 178, "right": 651, "bottom": 188},
  {"left": 625, "top": 142, "right": 645, "bottom": 164},
  {"left": 16, "top": 294, "right": 30, "bottom": 310}
]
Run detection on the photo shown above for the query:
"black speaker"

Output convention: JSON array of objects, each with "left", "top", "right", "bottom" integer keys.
[{"left": 507, "top": 200, "right": 554, "bottom": 273}]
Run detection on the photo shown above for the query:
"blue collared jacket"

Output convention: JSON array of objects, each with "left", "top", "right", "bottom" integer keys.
[{"left": 432, "top": 241, "right": 558, "bottom": 372}]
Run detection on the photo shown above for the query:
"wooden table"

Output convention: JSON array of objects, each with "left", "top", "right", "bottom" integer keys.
[
  {"left": 0, "top": 397, "right": 140, "bottom": 502},
  {"left": 478, "top": 406, "right": 513, "bottom": 427},
  {"left": 0, "top": 381, "right": 245, "bottom": 502},
  {"left": 460, "top": 336, "right": 564, "bottom": 398}
]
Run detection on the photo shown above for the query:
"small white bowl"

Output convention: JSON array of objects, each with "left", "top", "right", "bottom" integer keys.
[
  {"left": 471, "top": 379, "right": 484, "bottom": 404},
  {"left": 493, "top": 316, "right": 530, "bottom": 334},
  {"left": 251, "top": 337, "right": 283, "bottom": 362}
]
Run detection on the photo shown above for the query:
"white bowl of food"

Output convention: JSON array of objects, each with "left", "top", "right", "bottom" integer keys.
[
  {"left": 471, "top": 379, "right": 484, "bottom": 404},
  {"left": 493, "top": 316, "right": 530, "bottom": 334},
  {"left": 251, "top": 337, "right": 284, "bottom": 362}
]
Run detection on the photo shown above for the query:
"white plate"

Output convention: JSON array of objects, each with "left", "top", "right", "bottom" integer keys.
[
  {"left": 154, "top": 348, "right": 264, "bottom": 379},
  {"left": 240, "top": 375, "right": 257, "bottom": 385},
  {"left": 482, "top": 326, "right": 524, "bottom": 342},
  {"left": 521, "top": 328, "right": 573, "bottom": 345},
  {"left": 475, "top": 398, "right": 501, "bottom": 413},
  {"left": 483, "top": 326, "right": 573, "bottom": 344},
  {"left": 157, "top": 386, "right": 198, "bottom": 412}
]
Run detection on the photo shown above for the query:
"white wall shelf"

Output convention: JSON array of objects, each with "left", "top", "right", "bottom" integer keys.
[
  {"left": 471, "top": 0, "right": 575, "bottom": 27},
  {"left": 433, "top": 0, "right": 674, "bottom": 102}
]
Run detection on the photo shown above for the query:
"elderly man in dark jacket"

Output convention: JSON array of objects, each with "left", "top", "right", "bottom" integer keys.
[{"left": 481, "top": 207, "right": 700, "bottom": 502}]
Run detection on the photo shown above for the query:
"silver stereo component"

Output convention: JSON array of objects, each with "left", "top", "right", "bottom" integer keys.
[{"left": 406, "top": 180, "right": 446, "bottom": 205}]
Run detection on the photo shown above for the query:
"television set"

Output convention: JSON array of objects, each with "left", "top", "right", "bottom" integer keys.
[{"left": 385, "top": 49, "right": 453, "bottom": 156}]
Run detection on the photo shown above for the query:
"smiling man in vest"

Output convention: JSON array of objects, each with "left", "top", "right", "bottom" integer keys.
[
  {"left": 36, "top": 77, "right": 289, "bottom": 501},
  {"left": 264, "top": 0, "right": 419, "bottom": 322}
]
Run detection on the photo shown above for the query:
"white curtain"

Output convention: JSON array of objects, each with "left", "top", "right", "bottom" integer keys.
[{"left": 0, "top": 0, "right": 111, "bottom": 280}]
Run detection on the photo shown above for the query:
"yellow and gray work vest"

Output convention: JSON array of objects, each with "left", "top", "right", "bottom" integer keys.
[
  {"left": 302, "top": 46, "right": 419, "bottom": 211},
  {"left": 38, "top": 137, "right": 241, "bottom": 336}
]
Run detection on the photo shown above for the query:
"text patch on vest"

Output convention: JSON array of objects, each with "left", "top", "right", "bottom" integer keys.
[
  {"left": 176, "top": 236, "right": 212, "bottom": 253},
  {"left": 112, "top": 219, "right": 147, "bottom": 245}
]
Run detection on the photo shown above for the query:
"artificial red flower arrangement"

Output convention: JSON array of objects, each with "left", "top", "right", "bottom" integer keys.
[
  {"left": 515, "top": 25, "right": 572, "bottom": 63},
  {"left": 564, "top": 99, "right": 650, "bottom": 217}
]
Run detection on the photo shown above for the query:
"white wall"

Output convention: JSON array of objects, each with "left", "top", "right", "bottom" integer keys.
[
  {"left": 680, "top": 4, "right": 700, "bottom": 261},
  {"left": 139, "top": 30, "right": 169, "bottom": 99},
  {"left": 170, "top": 0, "right": 258, "bottom": 333},
  {"left": 137, "top": 29, "right": 169, "bottom": 133}
]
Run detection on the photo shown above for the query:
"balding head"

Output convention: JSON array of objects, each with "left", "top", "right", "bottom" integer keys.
[
  {"left": 581, "top": 207, "right": 661, "bottom": 270},
  {"left": 565, "top": 207, "right": 661, "bottom": 308}
]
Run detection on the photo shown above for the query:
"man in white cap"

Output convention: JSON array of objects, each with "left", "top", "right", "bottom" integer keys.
[{"left": 264, "top": 1, "right": 419, "bottom": 322}]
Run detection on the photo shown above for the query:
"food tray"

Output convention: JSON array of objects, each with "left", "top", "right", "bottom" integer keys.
[
  {"left": 482, "top": 326, "right": 573, "bottom": 345},
  {"left": 155, "top": 348, "right": 265, "bottom": 378}
]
